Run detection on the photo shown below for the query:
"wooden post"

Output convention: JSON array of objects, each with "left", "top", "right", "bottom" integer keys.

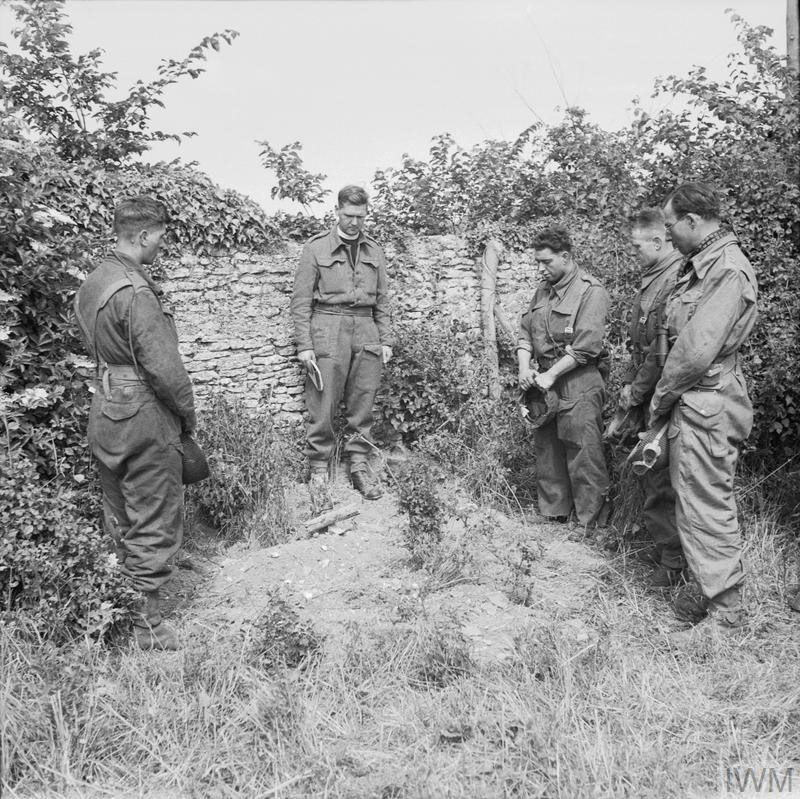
[{"left": 481, "top": 239, "right": 503, "bottom": 399}]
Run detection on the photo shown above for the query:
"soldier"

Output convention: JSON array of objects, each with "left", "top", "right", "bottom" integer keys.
[
  {"left": 517, "top": 226, "right": 610, "bottom": 529},
  {"left": 74, "top": 196, "right": 196, "bottom": 651},
  {"left": 291, "top": 185, "right": 393, "bottom": 513},
  {"left": 649, "top": 182, "right": 757, "bottom": 642},
  {"left": 619, "top": 208, "right": 684, "bottom": 586}
]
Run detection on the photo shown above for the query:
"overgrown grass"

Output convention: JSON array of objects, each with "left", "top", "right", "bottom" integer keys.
[{"left": 3, "top": 477, "right": 799, "bottom": 798}]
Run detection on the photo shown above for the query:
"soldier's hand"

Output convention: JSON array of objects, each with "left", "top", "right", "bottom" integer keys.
[
  {"left": 298, "top": 349, "right": 316, "bottom": 365},
  {"left": 382, "top": 345, "right": 393, "bottom": 365},
  {"left": 535, "top": 370, "right": 556, "bottom": 391},
  {"left": 518, "top": 366, "right": 536, "bottom": 390}
]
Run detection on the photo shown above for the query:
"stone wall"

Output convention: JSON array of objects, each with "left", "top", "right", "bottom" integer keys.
[{"left": 162, "top": 235, "right": 538, "bottom": 423}]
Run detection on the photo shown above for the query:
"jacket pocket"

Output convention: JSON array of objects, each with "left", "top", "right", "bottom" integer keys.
[
  {"left": 101, "top": 398, "right": 145, "bottom": 421},
  {"left": 316, "top": 255, "right": 346, "bottom": 268},
  {"left": 679, "top": 390, "right": 727, "bottom": 457}
]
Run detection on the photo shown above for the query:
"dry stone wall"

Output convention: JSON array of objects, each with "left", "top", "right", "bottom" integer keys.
[{"left": 162, "top": 235, "right": 540, "bottom": 424}]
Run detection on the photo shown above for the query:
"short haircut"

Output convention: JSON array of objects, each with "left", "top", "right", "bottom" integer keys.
[
  {"left": 665, "top": 182, "right": 721, "bottom": 221},
  {"left": 533, "top": 226, "right": 572, "bottom": 254},
  {"left": 113, "top": 196, "right": 168, "bottom": 236},
  {"left": 337, "top": 185, "right": 369, "bottom": 207},
  {"left": 630, "top": 207, "right": 665, "bottom": 231}
]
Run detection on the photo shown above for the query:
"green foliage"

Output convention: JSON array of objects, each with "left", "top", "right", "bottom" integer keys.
[
  {"left": 0, "top": 455, "right": 135, "bottom": 641},
  {"left": 188, "top": 393, "right": 296, "bottom": 544},
  {"left": 257, "top": 140, "right": 330, "bottom": 212},
  {"left": 0, "top": 0, "right": 238, "bottom": 164}
]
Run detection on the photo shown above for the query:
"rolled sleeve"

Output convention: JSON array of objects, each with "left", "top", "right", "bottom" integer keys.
[{"left": 568, "top": 284, "right": 608, "bottom": 364}]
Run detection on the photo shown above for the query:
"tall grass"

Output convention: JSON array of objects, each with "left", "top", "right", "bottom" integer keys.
[{"left": 3, "top": 478, "right": 799, "bottom": 798}]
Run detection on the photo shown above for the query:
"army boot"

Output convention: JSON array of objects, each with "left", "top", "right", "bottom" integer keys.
[
  {"left": 652, "top": 564, "right": 687, "bottom": 588},
  {"left": 350, "top": 466, "right": 383, "bottom": 500},
  {"left": 308, "top": 471, "right": 333, "bottom": 516},
  {"left": 132, "top": 589, "right": 179, "bottom": 651},
  {"left": 673, "top": 585, "right": 710, "bottom": 623}
]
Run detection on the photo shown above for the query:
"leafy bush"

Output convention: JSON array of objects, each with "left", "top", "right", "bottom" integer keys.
[
  {"left": 188, "top": 393, "right": 297, "bottom": 544},
  {"left": 247, "top": 589, "right": 324, "bottom": 672},
  {"left": 395, "top": 458, "right": 446, "bottom": 570},
  {"left": 0, "top": 455, "right": 134, "bottom": 641},
  {"left": 376, "top": 314, "right": 483, "bottom": 444}
]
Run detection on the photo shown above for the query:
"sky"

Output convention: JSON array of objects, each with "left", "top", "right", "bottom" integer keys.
[{"left": 0, "top": 0, "right": 788, "bottom": 212}]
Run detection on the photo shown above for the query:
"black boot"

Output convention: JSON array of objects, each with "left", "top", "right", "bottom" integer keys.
[
  {"left": 132, "top": 589, "right": 179, "bottom": 651},
  {"left": 308, "top": 472, "right": 333, "bottom": 515},
  {"left": 351, "top": 469, "right": 383, "bottom": 500}
]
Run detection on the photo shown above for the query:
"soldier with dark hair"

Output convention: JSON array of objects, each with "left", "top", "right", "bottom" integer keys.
[
  {"left": 652, "top": 181, "right": 758, "bottom": 643},
  {"left": 291, "top": 185, "right": 394, "bottom": 512},
  {"left": 517, "top": 226, "right": 610, "bottom": 528},
  {"left": 620, "top": 208, "right": 684, "bottom": 585},
  {"left": 74, "top": 196, "right": 196, "bottom": 651}
]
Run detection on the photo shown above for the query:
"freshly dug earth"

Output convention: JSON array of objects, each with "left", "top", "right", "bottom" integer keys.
[{"left": 183, "top": 474, "right": 619, "bottom": 664}]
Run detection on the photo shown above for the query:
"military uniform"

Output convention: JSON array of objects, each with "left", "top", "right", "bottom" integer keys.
[
  {"left": 518, "top": 266, "right": 610, "bottom": 525},
  {"left": 291, "top": 226, "right": 393, "bottom": 470},
  {"left": 74, "top": 251, "right": 196, "bottom": 595},
  {"left": 650, "top": 232, "right": 757, "bottom": 620},
  {"left": 622, "top": 250, "right": 682, "bottom": 568}
]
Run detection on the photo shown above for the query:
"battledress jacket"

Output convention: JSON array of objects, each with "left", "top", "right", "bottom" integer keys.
[
  {"left": 290, "top": 226, "right": 393, "bottom": 353},
  {"left": 622, "top": 249, "right": 682, "bottom": 406},
  {"left": 517, "top": 266, "right": 609, "bottom": 378},
  {"left": 74, "top": 251, "right": 196, "bottom": 432},
  {"left": 650, "top": 233, "right": 757, "bottom": 417}
]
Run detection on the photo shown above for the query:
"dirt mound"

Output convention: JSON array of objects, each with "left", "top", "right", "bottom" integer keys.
[{"left": 189, "top": 474, "right": 607, "bottom": 665}]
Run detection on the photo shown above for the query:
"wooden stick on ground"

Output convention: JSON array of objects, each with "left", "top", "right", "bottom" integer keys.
[{"left": 305, "top": 503, "right": 360, "bottom": 534}]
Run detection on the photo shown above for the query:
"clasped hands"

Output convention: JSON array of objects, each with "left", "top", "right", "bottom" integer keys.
[{"left": 518, "top": 366, "right": 556, "bottom": 392}]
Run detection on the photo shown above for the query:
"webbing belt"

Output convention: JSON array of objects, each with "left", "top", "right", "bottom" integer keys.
[{"left": 313, "top": 303, "right": 374, "bottom": 317}]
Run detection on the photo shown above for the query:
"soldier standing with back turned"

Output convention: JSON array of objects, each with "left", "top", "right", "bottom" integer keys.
[{"left": 74, "top": 197, "right": 196, "bottom": 651}]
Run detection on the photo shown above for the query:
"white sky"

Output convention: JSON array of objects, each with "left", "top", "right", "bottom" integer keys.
[{"left": 1, "top": 0, "right": 788, "bottom": 211}]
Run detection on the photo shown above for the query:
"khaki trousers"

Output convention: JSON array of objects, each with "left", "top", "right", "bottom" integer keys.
[{"left": 305, "top": 311, "right": 383, "bottom": 469}]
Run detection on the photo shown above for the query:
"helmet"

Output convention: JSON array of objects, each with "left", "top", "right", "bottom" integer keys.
[{"left": 519, "top": 385, "right": 559, "bottom": 429}]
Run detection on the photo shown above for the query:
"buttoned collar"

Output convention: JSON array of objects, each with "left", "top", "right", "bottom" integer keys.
[
  {"left": 549, "top": 264, "right": 579, "bottom": 300},
  {"left": 685, "top": 231, "right": 739, "bottom": 280},
  {"left": 641, "top": 249, "right": 681, "bottom": 292}
]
